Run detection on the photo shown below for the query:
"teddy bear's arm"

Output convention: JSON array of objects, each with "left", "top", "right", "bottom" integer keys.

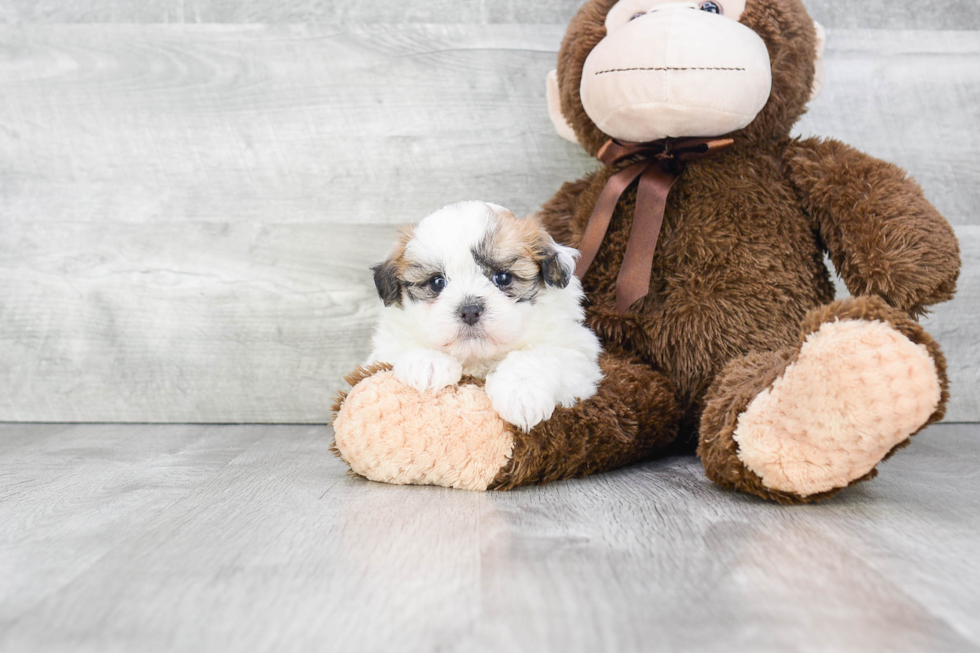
[{"left": 784, "top": 137, "right": 960, "bottom": 317}]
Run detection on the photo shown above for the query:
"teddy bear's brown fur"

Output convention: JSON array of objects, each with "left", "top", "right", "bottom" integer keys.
[
  {"left": 486, "top": 0, "right": 959, "bottom": 501},
  {"left": 334, "top": 0, "right": 960, "bottom": 504}
]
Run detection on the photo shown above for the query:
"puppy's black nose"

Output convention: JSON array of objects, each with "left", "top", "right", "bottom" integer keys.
[{"left": 459, "top": 303, "right": 483, "bottom": 326}]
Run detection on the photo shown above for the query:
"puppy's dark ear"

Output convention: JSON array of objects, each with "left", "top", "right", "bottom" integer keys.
[
  {"left": 537, "top": 238, "right": 578, "bottom": 289},
  {"left": 372, "top": 225, "right": 414, "bottom": 307},
  {"left": 372, "top": 260, "right": 402, "bottom": 307}
]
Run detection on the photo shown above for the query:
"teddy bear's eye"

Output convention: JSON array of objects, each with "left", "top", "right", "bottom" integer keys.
[
  {"left": 630, "top": 12, "right": 646, "bottom": 21},
  {"left": 699, "top": 1, "right": 723, "bottom": 14},
  {"left": 429, "top": 276, "right": 447, "bottom": 293}
]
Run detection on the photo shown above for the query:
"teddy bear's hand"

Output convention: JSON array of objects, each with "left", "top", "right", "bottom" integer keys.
[
  {"left": 785, "top": 138, "right": 960, "bottom": 317},
  {"left": 392, "top": 349, "right": 463, "bottom": 393},
  {"left": 485, "top": 353, "right": 558, "bottom": 432}
]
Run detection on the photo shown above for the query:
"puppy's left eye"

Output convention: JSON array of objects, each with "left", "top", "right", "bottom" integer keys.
[
  {"left": 700, "top": 1, "right": 723, "bottom": 14},
  {"left": 492, "top": 272, "right": 513, "bottom": 287},
  {"left": 429, "top": 276, "right": 447, "bottom": 293}
]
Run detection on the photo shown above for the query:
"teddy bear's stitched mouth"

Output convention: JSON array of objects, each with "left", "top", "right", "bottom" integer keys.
[{"left": 595, "top": 66, "right": 746, "bottom": 75}]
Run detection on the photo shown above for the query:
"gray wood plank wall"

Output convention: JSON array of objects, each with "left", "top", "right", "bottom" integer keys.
[
  {"left": 0, "top": 4, "right": 977, "bottom": 423},
  {"left": 3, "top": 0, "right": 980, "bottom": 30}
]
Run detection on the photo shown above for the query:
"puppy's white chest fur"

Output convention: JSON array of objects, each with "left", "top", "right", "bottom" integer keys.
[{"left": 367, "top": 201, "right": 604, "bottom": 432}]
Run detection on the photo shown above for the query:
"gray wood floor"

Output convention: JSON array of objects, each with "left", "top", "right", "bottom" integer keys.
[{"left": 1, "top": 422, "right": 978, "bottom": 653}]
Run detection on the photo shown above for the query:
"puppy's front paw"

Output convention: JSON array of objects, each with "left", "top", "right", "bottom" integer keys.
[
  {"left": 485, "top": 365, "right": 557, "bottom": 433},
  {"left": 393, "top": 350, "right": 463, "bottom": 393}
]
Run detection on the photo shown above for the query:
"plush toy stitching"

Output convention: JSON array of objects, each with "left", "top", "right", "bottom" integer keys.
[{"left": 595, "top": 66, "right": 746, "bottom": 75}]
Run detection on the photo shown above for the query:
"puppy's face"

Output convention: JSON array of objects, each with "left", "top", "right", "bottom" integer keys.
[{"left": 373, "top": 201, "right": 578, "bottom": 362}]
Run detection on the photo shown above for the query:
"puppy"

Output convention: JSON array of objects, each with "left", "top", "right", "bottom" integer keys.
[{"left": 367, "top": 201, "right": 603, "bottom": 432}]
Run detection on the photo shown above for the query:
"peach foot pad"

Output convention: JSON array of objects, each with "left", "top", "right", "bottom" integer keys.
[
  {"left": 734, "top": 319, "right": 942, "bottom": 497},
  {"left": 333, "top": 370, "right": 515, "bottom": 491}
]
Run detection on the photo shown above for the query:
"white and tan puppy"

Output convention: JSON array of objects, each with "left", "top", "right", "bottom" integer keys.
[{"left": 367, "top": 201, "right": 603, "bottom": 432}]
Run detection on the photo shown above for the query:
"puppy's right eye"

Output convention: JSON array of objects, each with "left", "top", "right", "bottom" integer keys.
[
  {"left": 428, "top": 277, "right": 447, "bottom": 293},
  {"left": 492, "top": 272, "right": 513, "bottom": 288}
]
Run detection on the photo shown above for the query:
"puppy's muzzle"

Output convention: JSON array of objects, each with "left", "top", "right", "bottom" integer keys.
[{"left": 458, "top": 302, "right": 484, "bottom": 327}]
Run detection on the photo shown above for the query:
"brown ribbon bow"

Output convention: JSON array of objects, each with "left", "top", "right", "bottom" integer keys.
[{"left": 574, "top": 137, "right": 734, "bottom": 315}]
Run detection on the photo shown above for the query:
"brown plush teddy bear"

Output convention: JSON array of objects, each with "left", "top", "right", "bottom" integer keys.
[{"left": 332, "top": 0, "right": 960, "bottom": 504}]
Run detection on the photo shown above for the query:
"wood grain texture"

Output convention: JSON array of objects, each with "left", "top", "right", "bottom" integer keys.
[
  {"left": 1, "top": 27, "right": 975, "bottom": 225},
  {"left": 917, "top": 228, "right": 979, "bottom": 424},
  {"left": 0, "top": 27, "right": 976, "bottom": 227},
  {"left": 0, "top": 24, "right": 585, "bottom": 225},
  {"left": 0, "top": 424, "right": 269, "bottom": 624},
  {"left": 0, "top": 223, "right": 391, "bottom": 422},
  {"left": 0, "top": 25, "right": 977, "bottom": 422},
  {"left": 3, "top": 0, "right": 979, "bottom": 30},
  {"left": 0, "top": 422, "right": 978, "bottom": 652}
]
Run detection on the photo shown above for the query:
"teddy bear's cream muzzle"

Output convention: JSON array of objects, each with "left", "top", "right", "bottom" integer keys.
[{"left": 579, "top": 3, "right": 772, "bottom": 143}]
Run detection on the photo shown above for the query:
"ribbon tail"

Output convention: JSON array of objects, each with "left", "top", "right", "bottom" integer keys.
[
  {"left": 615, "top": 166, "right": 682, "bottom": 315},
  {"left": 574, "top": 160, "right": 650, "bottom": 280}
]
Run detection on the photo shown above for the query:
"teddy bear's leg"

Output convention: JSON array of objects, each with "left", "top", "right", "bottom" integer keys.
[
  {"left": 333, "top": 355, "right": 682, "bottom": 491},
  {"left": 697, "top": 296, "right": 949, "bottom": 504},
  {"left": 489, "top": 354, "right": 682, "bottom": 490}
]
